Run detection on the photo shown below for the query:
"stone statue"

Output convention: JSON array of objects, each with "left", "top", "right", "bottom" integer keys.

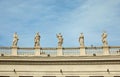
[
  {"left": 56, "top": 33, "right": 63, "bottom": 47},
  {"left": 34, "top": 32, "right": 40, "bottom": 47},
  {"left": 12, "top": 32, "right": 19, "bottom": 47},
  {"left": 79, "top": 33, "right": 84, "bottom": 47},
  {"left": 102, "top": 31, "right": 108, "bottom": 46}
]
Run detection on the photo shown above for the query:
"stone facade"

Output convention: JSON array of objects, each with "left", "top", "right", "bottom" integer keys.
[
  {"left": 0, "top": 33, "right": 120, "bottom": 77},
  {"left": 0, "top": 56, "right": 120, "bottom": 77}
]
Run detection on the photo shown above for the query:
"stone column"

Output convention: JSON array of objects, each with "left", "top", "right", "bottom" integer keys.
[
  {"left": 80, "top": 46, "right": 86, "bottom": 56},
  {"left": 57, "top": 46, "right": 63, "bottom": 56},
  {"left": 34, "top": 46, "right": 41, "bottom": 56},
  {"left": 103, "top": 46, "right": 110, "bottom": 55},
  {"left": 11, "top": 46, "right": 18, "bottom": 56}
]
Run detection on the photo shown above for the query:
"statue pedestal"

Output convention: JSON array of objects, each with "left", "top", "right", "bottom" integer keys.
[
  {"left": 103, "top": 46, "right": 110, "bottom": 55},
  {"left": 11, "top": 46, "right": 18, "bottom": 56},
  {"left": 80, "top": 46, "right": 86, "bottom": 56},
  {"left": 34, "top": 46, "right": 41, "bottom": 56},
  {"left": 57, "top": 46, "right": 63, "bottom": 56}
]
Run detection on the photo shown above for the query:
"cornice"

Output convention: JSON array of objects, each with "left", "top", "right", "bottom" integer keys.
[{"left": 0, "top": 56, "right": 120, "bottom": 65}]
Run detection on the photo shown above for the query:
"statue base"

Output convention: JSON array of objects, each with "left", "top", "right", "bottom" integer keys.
[
  {"left": 57, "top": 46, "right": 63, "bottom": 56},
  {"left": 58, "top": 46, "right": 62, "bottom": 48},
  {"left": 11, "top": 46, "right": 18, "bottom": 56},
  {"left": 80, "top": 46, "right": 86, "bottom": 56},
  {"left": 34, "top": 46, "right": 40, "bottom": 49},
  {"left": 80, "top": 46, "right": 85, "bottom": 48},
  {"left": 34, "top": 46, "right": 41, "bottom": 56},
  {"left": 12, "top": 46, "right": 18, "bottom": 48},
  {"left": 103, "top": 46, "right": 110, "bottom": 55}
]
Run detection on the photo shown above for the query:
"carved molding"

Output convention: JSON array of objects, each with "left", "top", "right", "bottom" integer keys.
[{"left": 0, "top": 56, "right": 120, "bottom": 65}]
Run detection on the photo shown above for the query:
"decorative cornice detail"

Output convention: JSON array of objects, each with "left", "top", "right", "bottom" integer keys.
[{"left": 0, "top": 56, "right": 120, "bottom": 65}]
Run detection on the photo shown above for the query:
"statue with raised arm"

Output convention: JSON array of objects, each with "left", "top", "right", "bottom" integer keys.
[
  {"left": 12, "top": 32, "right": 19, "bottom": 47},
  {"left": 34, "top": 32, "right": 40, "bottom": 47},
  {"left": 56, "top": 33, "right": 63, "bottom": 47},
  {"left": 79, "top": 33, "right": 84, "bottom": 47},
  {"left": 102, "top": 31, "right": 108, "bottom": 46}
]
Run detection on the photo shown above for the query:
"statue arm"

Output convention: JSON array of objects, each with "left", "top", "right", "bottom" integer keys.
[
  {"left": 17, "top": 37, "right": 19, "bottom": 40},
  {"left": 78, "top": 37, "right": 80, "bottom": 42}
]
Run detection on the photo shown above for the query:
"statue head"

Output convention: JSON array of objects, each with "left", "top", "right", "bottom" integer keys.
[
  {"left": 14, "top": 32, "right": 17, "bottom": 35},
  {"left": 37, "top": 32, "right": 39, "bottom": 35},
  {"left": 81, "top": 33, "right": 83, "bottom": 35},
  {"left": 59, "top": 33, "right": 61, "bottom": 35}
]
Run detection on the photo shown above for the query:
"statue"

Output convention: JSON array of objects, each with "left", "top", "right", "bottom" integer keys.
[
  {"left": 56, "top": 33, "right": 63, "bottom": 47},
  {"left": 12, "top": 32, "right": 19, "bottom": 47},
  {"left": 34, "top": 32, "right": 40, "bottom": 47},
  {"left": 79, "top": 33, "right": 84, "bottom": 47},
  {"left": 102, "top": 31, "right": 108, "bottom": 46}
]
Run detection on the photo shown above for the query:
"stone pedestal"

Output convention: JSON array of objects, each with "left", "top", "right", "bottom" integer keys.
[
  {"left": 11, "top": 46, "right": 18, "bottom": 56},
  {"left": 57, "top": 46, "right": 63, "bottom": 56},
  {"left": 103, "top": 46, "right": 110, "bottom": 55},
  {"left": 80, "top": 46, "right": 86, "bottom": 56},
  {"left": 34, "top": 46, "right": 41, "bottom": 56}
]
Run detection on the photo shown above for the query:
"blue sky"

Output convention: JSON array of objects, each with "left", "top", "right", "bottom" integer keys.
[{"left": 0, "top": 0, "right": 120, "bottom": 47}]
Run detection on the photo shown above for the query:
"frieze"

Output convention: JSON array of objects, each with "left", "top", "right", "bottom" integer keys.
[{"left": 0, "top": 56, "right": 120, "bottom": 65}]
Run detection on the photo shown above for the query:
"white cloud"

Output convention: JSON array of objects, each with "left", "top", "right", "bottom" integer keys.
[
  {"left": 0, "top": 0, "right": 120, "bottom": 47},
  {"left": 56, "top": 0, "right": 120, "bottom": 46}
]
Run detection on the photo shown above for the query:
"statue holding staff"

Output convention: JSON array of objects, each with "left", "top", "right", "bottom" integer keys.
[
  {"left": 79, "top": 33, "right": 84, "bottom": 47},
  {"left": 34, "top": 32, "right": 40, "bottom": 47},
  {"left": 102, "top": 31, "right": 108, "bottom": 46},
  {"left": 56, "top": 33, "right": 63, "bottom": 47}
]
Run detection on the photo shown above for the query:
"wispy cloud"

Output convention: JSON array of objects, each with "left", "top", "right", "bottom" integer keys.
[
  {"left": 57, "top": 0, "right": 120, "bottom": 46},
  {"left": 0, "top": 0, "right": 120, "bottom": 47}
]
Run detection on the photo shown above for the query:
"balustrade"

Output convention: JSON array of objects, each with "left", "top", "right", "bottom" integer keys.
[
  {"left": 109, "top": 46, "right": 120, "bottom": 55},
  {"left": 0, "top": 47, "right": 11, "bottom": 56},
  {"left": 85, "top": 47, "right": 103, "bottom": 56},
  {"left": 40, "top": 48, "right": 57, "bottom": 56},
  {"left": 0, "top": 46, "right": 120, "bottom": 56},
  {"left": 63, "top": 47, "right": 80, "bottom": 56},
  {"left": 17, "top": 47, "right": 34, "bottom": 56}
]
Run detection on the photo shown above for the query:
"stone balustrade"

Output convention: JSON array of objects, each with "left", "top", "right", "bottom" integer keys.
[{"left": 0, "top": 46, "right": 120, "bottom": 56}]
